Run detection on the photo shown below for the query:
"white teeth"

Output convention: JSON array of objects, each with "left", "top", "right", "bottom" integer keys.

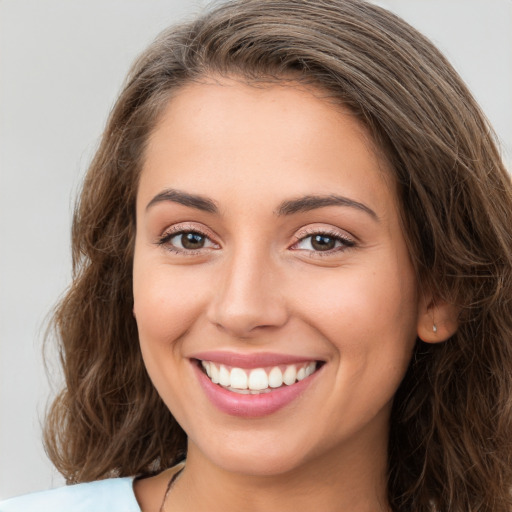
[
  {"left": 201, "top": 360, "right": 212, "bottom": 378},
  {"left": 201, "top": 360, "right": 319, "bottom": 392},
  {"left": 282, "top": 365, "right": 297, "bottom": 385},
  {"left": 219, "top": 365, "right": 230, "bottom": 387},
  {"left": 229, "top": 387, "right": 251, "bottom": 394},
  {"left": 268, "top": 366, "right": 283, "bottom": 388},
  {"left": 230, "top": 368, "right": 248, "bottom": 389},
  {"left": 210, "top": 363, "right": 220, "bottom": 384},
  {"left": 227, "top": 386, "right": 273, "bottom": 394},
  {"left": 248, "top": 368, "right": 268, "bottom": 390}
]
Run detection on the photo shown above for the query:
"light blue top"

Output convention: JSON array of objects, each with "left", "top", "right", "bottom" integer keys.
[{"left": 0, "top": 477, "right": 141, "bottom": 512}]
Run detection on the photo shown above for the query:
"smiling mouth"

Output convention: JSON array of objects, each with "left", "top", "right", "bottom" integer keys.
[{"left": 197, "top": 360, "right": 322, "bottom": 394}]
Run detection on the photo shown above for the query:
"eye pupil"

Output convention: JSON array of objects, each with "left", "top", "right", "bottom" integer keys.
[
  {"left": 181, "top": 232, "right": 205, "bottom": 249},
  {"left": 311, "top": 234, "right": 335, "bottom": 251}
]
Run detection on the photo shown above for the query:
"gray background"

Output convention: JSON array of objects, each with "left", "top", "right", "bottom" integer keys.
[{"left": 1, "top": 0, "right": 511, "bottom": 499}]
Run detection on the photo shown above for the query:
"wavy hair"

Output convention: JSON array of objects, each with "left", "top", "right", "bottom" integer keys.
[{"left": 44, "top": 1, "right": 512, "bottom": 510}]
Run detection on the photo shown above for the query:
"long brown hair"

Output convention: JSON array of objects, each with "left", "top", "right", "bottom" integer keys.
[{"left": 44, "top": 1, "right": 512, "bottom": 510}]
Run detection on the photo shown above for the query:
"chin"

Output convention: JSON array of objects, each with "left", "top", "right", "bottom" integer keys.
[{"left": 190, "top": 433, "right": 313, "bottom": 477}]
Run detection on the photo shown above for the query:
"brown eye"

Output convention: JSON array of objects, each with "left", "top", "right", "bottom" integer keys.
[
  {"left": 180, "top": 232, "right": 206, "bottom": 250},
  {"left": 310, "top": 234, "right": 336, "bottom": 251},
  {"left": 292, "top": 231, "right": 355, "bottom": 254},
  {"left": 162, "top": 230, "right": 218, "bottom": 253}
]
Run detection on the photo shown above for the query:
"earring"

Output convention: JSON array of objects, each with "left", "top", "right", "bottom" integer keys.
[{"left": 433, "top": 323, "right": 437, "bottom": 333}]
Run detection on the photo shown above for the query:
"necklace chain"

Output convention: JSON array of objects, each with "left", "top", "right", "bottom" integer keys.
[{"left": 159, "top": 467, "right": 184, "bottom": 512}]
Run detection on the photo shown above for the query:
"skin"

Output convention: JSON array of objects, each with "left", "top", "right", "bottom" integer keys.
[{"left": 132, "top": 78, "right": 455, "bottom": 512}]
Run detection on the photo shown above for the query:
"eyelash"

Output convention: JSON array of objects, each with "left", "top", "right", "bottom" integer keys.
[
  {"left": 291, "top": 228, "right": 356, "bottom": 256},
  {"left": 156, "top": 224, "right": 219, "bottom": 255},
  {"left": 156, "top": 226, "right": 356, "bottom": 256}
]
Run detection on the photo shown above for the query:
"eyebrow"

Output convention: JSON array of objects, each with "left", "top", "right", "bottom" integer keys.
[
  {"left": 146, "top": 189, "right": 218, "bottom": 213},
  {"left": 276, "top": 194, "right": 378, "bottom": 220},
  {"left": 146, "top": 188, "right": 377, "bottom": 220}
]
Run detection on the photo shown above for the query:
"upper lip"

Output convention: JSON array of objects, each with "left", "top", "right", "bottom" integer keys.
[{"left": 190, "top": 351, "right": 322, "bottom": 369}]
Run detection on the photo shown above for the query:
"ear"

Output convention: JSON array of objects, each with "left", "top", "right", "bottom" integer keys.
[{"left": 417, "top": 293, "right": 459, "bottom": 344}]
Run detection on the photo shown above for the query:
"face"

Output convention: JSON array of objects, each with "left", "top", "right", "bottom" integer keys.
[{"left": 133, "top": 78, "right": 421, "bottom": 477}]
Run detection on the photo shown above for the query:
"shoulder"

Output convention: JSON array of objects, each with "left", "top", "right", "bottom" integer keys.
[{"left": 0, "top": 477, "right": 141, "bottom": 512}]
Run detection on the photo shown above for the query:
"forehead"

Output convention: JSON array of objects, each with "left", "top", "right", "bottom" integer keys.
[
  {"left": 139, "top": 78, "right": 395, "bottom": 217},
  {"left": 148, "top": 78, "right": 377, "bottom": 156}
]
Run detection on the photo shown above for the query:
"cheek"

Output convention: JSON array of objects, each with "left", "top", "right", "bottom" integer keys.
[
  {"left": 132, "top": 259, "right": 207, "bottom": 414},
  {"left": 132, "top": 258, "right": 207, "bottom": 352},
  {"left": 294, "top": 262, "right": 417, "bottom": 421},
  {"left": 288, "top": 253, "right": 419, "bottom": 412},
  {"left": 293, "top": 263, "right": 417, "bottom": 341}
]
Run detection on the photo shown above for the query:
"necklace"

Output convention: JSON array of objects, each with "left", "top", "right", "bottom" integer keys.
[{"left": 159, "top": 466, "right": 184, "bottom": 512}]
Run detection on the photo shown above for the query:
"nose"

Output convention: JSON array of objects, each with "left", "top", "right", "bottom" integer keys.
[{"left": 206, "top": 248, "right": 289, "bottom": 339}]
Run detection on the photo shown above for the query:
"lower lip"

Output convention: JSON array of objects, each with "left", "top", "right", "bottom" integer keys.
[{"left": 193, "top": 362, "right": 320, "bottom": 418}]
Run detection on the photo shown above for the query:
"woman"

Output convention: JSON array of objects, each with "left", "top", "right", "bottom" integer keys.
[{"left": 2, "top": 0, "right": 511, "bottom": 511}]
